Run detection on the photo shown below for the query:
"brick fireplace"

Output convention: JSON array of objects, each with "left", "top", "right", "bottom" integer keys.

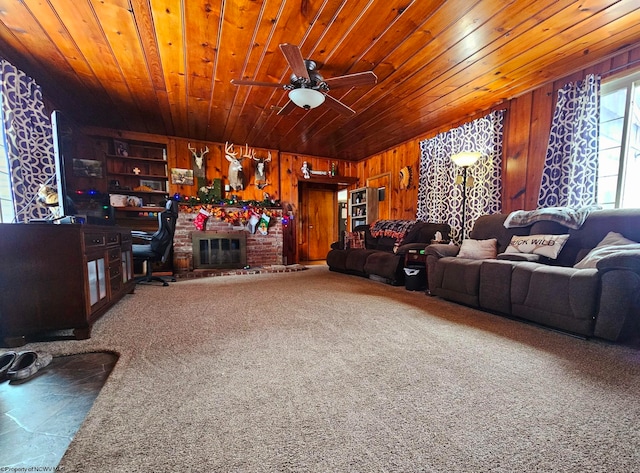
[{"left": 172, "top": 207, "right": 284, "bottom": 273}]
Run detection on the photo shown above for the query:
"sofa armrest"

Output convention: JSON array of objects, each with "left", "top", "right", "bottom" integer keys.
[
  {"left": 425, "top": 243, "right": 460, "bottom": 259},
  {"left": 596, "top": 250, "right": 640, "bottom": 273},
  {"left": 330, "top": 241, "right": 342, "bottom": 250}
]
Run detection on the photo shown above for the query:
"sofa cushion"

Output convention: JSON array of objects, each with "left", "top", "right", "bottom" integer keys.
[
  {"left": 411, "top": 222, "right": 452, "bottom": 244},
  {"left": 558, "top": 209, "right": 640, "bottom": 267},
  {"left": 430, "top": 257, "right": 484, "bottom": 306},
  {"left": 457, "top": 238, "right": 498, "bottom": 259},
  {"left": 376, "top": 236, "right": 398, "bottom": 252},
  {"left": 594, "top": 269, "right": 640, "bottom": 340},
  {"left": 504, "top": 234, "right": 569, "bottom": 259},
  {"left": 470, "top": 214, "right": 531, "bottom": 253},
  {"left": 326, "top": 249, "right": 348, "bottom": 271},
  {"left": 497, "top": 253, "right": 542, "bottom": 262},
  {"left": 363, "top": 252, "right": 404, "bottom": 284},
  {"left": 479, "top": 260, "right": 517, "bottom": 314},
  {"left": 573, "top": 231, "right": 640, "bottom": 269},
  {"left": 357, "top": 225, "right": 378, "bottom": 250},
  {"left": 345, "top": 249, "right": 377, "bottom": 274},
  {"left": 510, "top": 262, "right": 599, "bottom": 336},
  {"left": 343, "top": 230, "right": 365, "bottom": 249}
]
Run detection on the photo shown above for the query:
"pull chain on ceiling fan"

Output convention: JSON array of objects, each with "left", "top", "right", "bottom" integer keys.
[{"left": 231, "top": 43, "right": 377, "bottom": 116}]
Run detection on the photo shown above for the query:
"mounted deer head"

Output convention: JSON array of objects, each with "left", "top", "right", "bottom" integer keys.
[
  {"left": 225, "top": 142, "right": 245, "bottom": 191},
  {"left": 188, "top": 143, "right": 209, "bottom": 174},
  {"left": 252, "top": 150, "right": 272, "bottom": 188}
]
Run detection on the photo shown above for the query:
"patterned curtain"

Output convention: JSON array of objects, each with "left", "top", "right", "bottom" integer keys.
[
  {"left": 537, "top": 74, "right": 600, "bottom": 208},
  {"left": 0, "top": 59, "right": 56, "bottom": 222},
  {"left": 417, "top": 110, "right": 505, "bottom": 243}
]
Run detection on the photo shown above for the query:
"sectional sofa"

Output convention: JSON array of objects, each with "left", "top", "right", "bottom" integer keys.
[
  {"left": 327, "top": 220, "right": 450, "bottom": 285},
  {"left": 425, "top": 209, "right": 640, "bottom": 342}
]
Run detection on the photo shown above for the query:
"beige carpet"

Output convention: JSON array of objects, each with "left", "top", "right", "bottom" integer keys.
[{"left": 23, "top": 266, "right": 640, "bottom": 472}]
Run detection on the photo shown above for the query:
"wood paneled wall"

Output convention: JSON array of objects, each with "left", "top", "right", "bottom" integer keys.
[{"left": 355, "top": 45, "right": 640, "bottom": 218}]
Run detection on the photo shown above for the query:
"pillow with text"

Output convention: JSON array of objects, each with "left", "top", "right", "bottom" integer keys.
[{"left": 504, "top": 234, "right": 569, "bottom": 259}]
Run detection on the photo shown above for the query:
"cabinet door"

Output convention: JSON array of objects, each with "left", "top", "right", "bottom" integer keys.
[
  {"left": 87, "top": 257, "right": 107, "bottom": 306},
  {"left": 122, "top": 249, "right": 133, "bottom": 283}
]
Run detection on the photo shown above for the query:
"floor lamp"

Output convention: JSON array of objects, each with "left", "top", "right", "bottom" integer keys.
[{"left": 451, "top": 151, "right": 481, "bottom": 242}]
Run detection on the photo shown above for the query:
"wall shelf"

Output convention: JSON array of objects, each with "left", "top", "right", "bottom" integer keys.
[{"left": 348, "top": 187, "right": 378, "bottom": 231}]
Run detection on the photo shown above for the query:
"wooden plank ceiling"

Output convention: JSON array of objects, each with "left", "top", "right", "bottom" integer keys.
[{"left": 1, "top": 0, "right": 639, "bottom": 161}]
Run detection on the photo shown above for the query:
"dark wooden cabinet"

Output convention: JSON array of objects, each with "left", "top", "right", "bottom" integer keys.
[{"left": 0, "top": 224, "right": 135, "bottom": 347}]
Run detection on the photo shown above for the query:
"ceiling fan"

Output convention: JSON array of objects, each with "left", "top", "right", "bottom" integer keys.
[{"left": 231, "top": 43, "right": 377, "bottom": 116}]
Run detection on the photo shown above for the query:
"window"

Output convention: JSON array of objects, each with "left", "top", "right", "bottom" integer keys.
[
  {"left": 598, "top": 71, "right": 640, "bottom": 208},
  {"left": 0, "top": 104, "right": 15, "bottom": 223}
]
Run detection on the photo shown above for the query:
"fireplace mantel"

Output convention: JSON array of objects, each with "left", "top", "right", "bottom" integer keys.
[{"left": 173, "top": 207, "right": 284, "bottom": 272}]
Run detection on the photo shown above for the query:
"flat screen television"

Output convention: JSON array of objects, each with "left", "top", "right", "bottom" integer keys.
[{"left": 50, "top": 109, "right": 73, "bottom": 219}]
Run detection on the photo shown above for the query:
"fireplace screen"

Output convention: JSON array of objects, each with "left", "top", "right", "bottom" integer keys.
[{"left": 192, "top": 232, "right": 247, "bottom": 269}]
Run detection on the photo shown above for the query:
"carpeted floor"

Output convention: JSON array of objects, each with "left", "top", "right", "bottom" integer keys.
[{"left": 21, "top": 266, "right": 640, "bottom": 472}]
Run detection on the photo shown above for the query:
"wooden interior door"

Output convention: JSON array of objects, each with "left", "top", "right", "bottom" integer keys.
[
  {"left": 367, "top": 173, "right": 391, "bottom": 220},
  {"left": 299, "top": 186, "right": 336, "bottom": 261}
]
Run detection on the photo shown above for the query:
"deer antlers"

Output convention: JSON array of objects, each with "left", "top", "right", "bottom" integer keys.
[
  {"left": 241, "top": 143, "right": 254, "bottom": 161},
  {"left": 188, "top": 143, "right": 209, "bottom": 171},
  {"left": 252, "top": 150, "right": 272, "bottom": 163},
  {"left": 187, "top": 143, "right": 209, "bottom": 158},
  {"left": 224, "top": 142, "right": 239, "bottom": 160}
]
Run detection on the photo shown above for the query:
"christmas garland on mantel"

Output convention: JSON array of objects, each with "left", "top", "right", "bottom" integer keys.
[{"left": 174, "top": 193, "right": 282, "bottom": 228}]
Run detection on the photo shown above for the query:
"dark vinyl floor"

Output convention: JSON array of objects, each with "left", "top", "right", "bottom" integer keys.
[{"left": 0, "top": 351, "right": 117, "bottom": 469}]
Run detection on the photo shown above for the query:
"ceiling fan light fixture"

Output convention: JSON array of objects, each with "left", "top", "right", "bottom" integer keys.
[{"left": 288, "top": 88, "right": 325, "bottom": 110}]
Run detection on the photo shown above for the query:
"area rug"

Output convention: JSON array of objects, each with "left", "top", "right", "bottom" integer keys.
[{"left": 22, "top": 266, "right": 640, "bottom": 472}]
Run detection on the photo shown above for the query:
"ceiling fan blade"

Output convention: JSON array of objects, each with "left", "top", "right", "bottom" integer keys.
[
  {"left": 324, "top": 71, "right": 378, "bottom": 89},
  {"left": 231, "top": 79, "right": 286, "bottom": 88},
  {"left": 279, "top": 43, "right": 310, "bottom": 81},
  {"left": 323, "top": 94, "right": 356, "bottom": 116},
  {"left": 276, "top": 100, "right": 298, "bottom": 116}
]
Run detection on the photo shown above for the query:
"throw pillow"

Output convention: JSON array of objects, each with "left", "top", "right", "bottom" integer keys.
[
  {"left": 504, "top": 234, "right": 569, "bottom": 259},
  {"left": 457, "top": 238, "right": 498, "bottom": 260},
  {"left": 573, "top": 231, "right": 640, "bottom": 269},
  {"left": 343, "top": 231, "right": 365, "bottom": 249}
]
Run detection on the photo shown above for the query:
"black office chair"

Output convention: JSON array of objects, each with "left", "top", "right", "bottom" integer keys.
[{"left": 132, "top": 199, "right": 178, "bottom": 286}]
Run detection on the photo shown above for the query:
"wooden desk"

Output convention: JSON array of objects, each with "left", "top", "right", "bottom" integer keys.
[{"left": 0, "top": 223, "right": 135, "bottom": 347}]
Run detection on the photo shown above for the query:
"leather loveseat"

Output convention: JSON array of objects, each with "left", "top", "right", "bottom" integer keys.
[
  {"left": 327, "top": 220, "right": 450, "bottom": 286},
  {"left": 425, "top": 209, "right": 640, "bottom": 342}
]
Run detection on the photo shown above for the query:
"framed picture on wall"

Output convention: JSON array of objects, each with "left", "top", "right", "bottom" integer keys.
[
  {"left": 73, "top": 159, "right": 103, "bottom": 178},
  {"left": 139, "top": 179, "right": 164, "bottom": 191},
  {"left": 113, "top": 139, "right": 129, "bottom": 157},
  {"left": 171, "top": 168, "right": 194, "bottom": 185}
]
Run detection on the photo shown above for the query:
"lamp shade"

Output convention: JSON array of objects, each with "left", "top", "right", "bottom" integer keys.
[
  {"left": 451, "top": 151, "right": 481, "bottom": 167},
  {"left": 288, "top": 88, "right": 325, "bottom": 110}
]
